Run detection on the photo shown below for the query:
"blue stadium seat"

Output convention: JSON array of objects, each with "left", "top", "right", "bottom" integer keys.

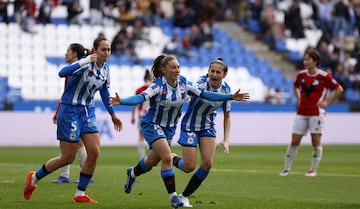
[{"left": 247, "top": 18, "right": 261, "bottom": 33}]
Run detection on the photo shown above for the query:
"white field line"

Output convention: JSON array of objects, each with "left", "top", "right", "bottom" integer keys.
[{"left": 211, "top": 168, "right": 360, "bottom": 177}]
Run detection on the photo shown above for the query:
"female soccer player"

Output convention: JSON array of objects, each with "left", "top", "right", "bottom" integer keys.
[
  {"left": 51, "top": 43, "right": 90, "bottom": 184},
  {"left": 279, "top": 48, "right": 343, "bottom": 177},
  {"left": 131, "top": 69, "right": 153, "bottom": 159},
  {"left": 172, "top": 57, "right": 246, "bottom": 207},
  {"left": 23, "top": 37, "right": 123, "bottom": 203},
  {"left": 109, "top": 54, "right": 250, "bottom": 208}
]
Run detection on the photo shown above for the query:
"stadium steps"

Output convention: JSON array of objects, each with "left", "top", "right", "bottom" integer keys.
[{"left": 214, "top": 21, "right": 297, "bottom": 79}]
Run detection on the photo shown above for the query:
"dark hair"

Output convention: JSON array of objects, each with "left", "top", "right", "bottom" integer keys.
[
  {"left": 209, "top": 57, "right": 228, "bottom": 73},
  {"left": 93, "top": 37, "right": 108, "bottom": 49},
  {"left": 305, "top": 48, "right": 320, "bottom": 65},
  {"left": 69, "top": 43, "right": 91, "bottom": 59},
  {"left": 151, "top": 54, "right": 177, "bottom": 78},
  {"left": 144, "top": 69, "right": 153, "bottom": 82}
]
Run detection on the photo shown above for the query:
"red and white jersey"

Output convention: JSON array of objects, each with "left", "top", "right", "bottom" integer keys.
[
  {"left": 135, "top": 84, "right": 150, "bottom": 118},
  {"left": 294, "top": 69, "right": 340, "bottom": 116}
]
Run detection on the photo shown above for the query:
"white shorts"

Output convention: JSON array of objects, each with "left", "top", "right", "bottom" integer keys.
[{"left": 292, "top": 114, "right": 325, "bottom": 135}]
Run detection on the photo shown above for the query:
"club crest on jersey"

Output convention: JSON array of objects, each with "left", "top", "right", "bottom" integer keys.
[
  {"left": 101, "top": 69, "right": 107, "bottom": 77},
  {"left": 179, "top": 86, "right": 185, "bottom": 93},
  {"left": 154, "top": 124, "right": 164, "bottom": 135},
  {"left": 187, "top": 132, "right": 195, "bottom": 144},
  {"left": 312, "top": 79, "right": 319, "bottom": 86}
]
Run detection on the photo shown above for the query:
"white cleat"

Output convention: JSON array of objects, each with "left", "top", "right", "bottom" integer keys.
[
  {"left": 179, "top": 194, "right": 193, "bottom": 208},
  {"left": 305, "top": 170, "right": 317, "bottom": 177},
  {"left": 279, "top": 169, "right": 289, "bottom": 176}
]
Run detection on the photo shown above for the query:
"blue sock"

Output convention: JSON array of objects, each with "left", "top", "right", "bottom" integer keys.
[
  {"left": 195, "top": 167, "right": 209, "bottom": 180},
  {"left": 77, "top": 172, "right": 92, "bottom": 191},
  {"left": 35, "top": 165, "right": 50, "bottom": 180}
]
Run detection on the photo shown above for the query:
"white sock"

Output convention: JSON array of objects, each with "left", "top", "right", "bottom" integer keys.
[
  {"left": 137, "top": 141, "right": 147, "bottom": 159},
  {"left": 311, "top": 146, "right": 323, "bottom": 172},
  {"left": 32, "top": 173, "right": 39, "bottom": 185},
  {"left": 77, "top": 146, "right": 87, "bottom": 168},
  {"left": 75, "top": 189, "right": 85, "bottom": 196},
  {"left": 60, "top": 164, "right": 70, "bottom": 178},
  {"left": 284, "top": 145, "right": 299, "bottom": 170}
]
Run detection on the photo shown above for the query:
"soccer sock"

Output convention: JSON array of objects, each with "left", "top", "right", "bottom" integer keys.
[
  {"left": 311, "top": 146, "right": 323, "bottom": 172},
  {"left": 284, "top": 145, "right": 299, "bottom": 170},
  {"left": 77, "top": 146, "right": 87, "bottom": 168},
  {"left": 137, "top": 141, "right": 147, "bottom": 159},
  {"left": 172, "top": 156, "right": 184, "bottom": 171},
  {"left": 182, "top": 167, "right": 209, "bottom": 197},
  {"left": 76, "top": 172, "right": 92, "bottom": 192},
  {"left": 34, "top": 164, "right": 50, "bottom": 184},
  {"left": 161, "top": 168, "right": 176, "bottom": 194},
  {"left": 59, "top": 164, "right": 70, "bottom": 178},
  {"left": 133, "top": 157, "right": 152, "bottom": 176}
]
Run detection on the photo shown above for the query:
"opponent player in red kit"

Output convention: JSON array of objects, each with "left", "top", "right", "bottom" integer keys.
[
  {"left": 131, "top": 69, "right": 153, "bottom": 158},
  {"left": 280, "top": 48, "right": 343, "bottom": 177}
]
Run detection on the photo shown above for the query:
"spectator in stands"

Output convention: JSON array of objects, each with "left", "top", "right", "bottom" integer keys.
[
  {"left": 13, "top": 0, "right": 23, "bottom": 24},
  {"left": 265, "top": 87, "right": 285, "bottom": 104},
  {"left": 202, "top": 0, "right": 221, "bottom": 25},
  {"left": 0, "top": 0, "right": 9, "bottom": 24},
  {"left": 314, "top": 0, "right": 334, "bottom": 39},
  {"left": 22, "top": 0, "right": 37, "bottom": 34},
  {"left": 163, "top": 34, "right": 191, "bottom": 58},
  {"left": 111, "top": 30, "right": 127, "bottom": 56},
  {"left": 354, "top": 1, "right": 360, "bottom": 35},
  {"left": 172, "top": 57, "right": 250, "bottom": 207},
  {"left": 280, "top": 48, "right": 343, "bottom": 177},
  {"left": 66, "top": 0, "right": 84, "bottom": 25},
  {"left": 260, "top": 3, "right": 284, "bottom": 40},
  {"left": 284, "top": 3, "right": 305, "bottom": 39},
  {"left": 23, "top": 38, "right": 123, "bottom": 203},
  {"left": 188, "top": 24, "right": 206, "bottom": 48},
  {"left": 249, "top": 0, "right": 263, "bottom": 21},
  {"left": 89, "top": 0, "right": 104, "bottom": 25},
  {"left": 102, "top": 1, "right": 120, "bottom": 26},
  {"left": 119, "top": 1, "right": 134, "bottom": 23},
  {"left": 159, "top": 0, "right": 175, "bottom": 19},
  {"left": 332, "top": 0, "right": 350, "bottom": 38},
  {"left": 37, "top": 0, "right": 53, "bottom": 25},
  {"left": 347, "top": 0, "right": 357, "bottom": 35},
  {"left": 333, "top": 62, "right": 351, "bottom": 91},
  {"left": 131, "top": 18, "right": 149, "bottom": 41},
  {"left": 173, "top": 0, "right": 197, "bottom": 28}
]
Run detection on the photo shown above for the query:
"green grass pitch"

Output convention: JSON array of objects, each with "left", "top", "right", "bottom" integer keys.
[{"left": 0, "top": 145, "right": 359, "bottom": 209}]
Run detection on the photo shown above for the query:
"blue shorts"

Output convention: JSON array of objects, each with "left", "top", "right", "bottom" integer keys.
[
  {"left": 57, "top": 104, "right": 99, "bottom": 143},
  {"left": 178, "top": 127, "right": 216, "bottom": 147},
  {"left": 141, "top": 121, "right": 176, "bottom": 149}
]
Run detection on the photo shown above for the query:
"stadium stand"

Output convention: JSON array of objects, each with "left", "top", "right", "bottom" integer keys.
[{"left": 0, "top": 0, "right": 357, "bottom": 111}]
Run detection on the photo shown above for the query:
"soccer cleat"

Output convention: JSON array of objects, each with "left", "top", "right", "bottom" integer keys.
[
  {"left": 74, "top": 178, "right": 94, "bottom": 184},
  {"left": 305, "top": 170, "right": 317, "bottom": 177},
  {"left": 279, "top": 169, "right": 289, "bottom": 176},
  {"left": 23, "top": 171, "right": 37, "bottom": 200},
  {"left": 179, "top": 194, "right": 193, "bottom": 208},
  {"left": 73, "top": 195, "right": 98, "bottom": 203},
  {"left": 171, "top": 195, "right": 184, "bottom": 208},
  {"left": 124, "top": 167, "right": 136, "bottom": 194},
  {"left": 52, "top": 176, "right": 70, "bottom": 184}
]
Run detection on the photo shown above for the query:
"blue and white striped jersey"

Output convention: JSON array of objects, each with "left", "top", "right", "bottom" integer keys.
[
  {"left": 181, "top": 75, "right": 232, "bottom": 131},
  {"left": 59, "top": 61, "right": 113, "bottom": 113},
  {"left": 141, "top": 75, "right": 202, "bottom": 128}
]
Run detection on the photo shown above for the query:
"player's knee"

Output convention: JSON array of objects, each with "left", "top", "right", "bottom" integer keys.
[
  {"left": 201, "top": 160, "right": 213, "bottom": 170},
  {"left": 183, "top": 162, "right": 196, "bottom": 173}
]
